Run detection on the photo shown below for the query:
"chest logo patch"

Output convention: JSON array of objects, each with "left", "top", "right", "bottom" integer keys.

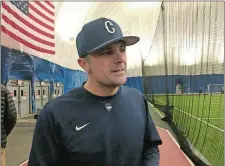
[
  {"left": 105, "top": 103, "right": 112, "bottom": 112},
  {"left": 75, "top": 122, "right": 91, "bottom": 131}
]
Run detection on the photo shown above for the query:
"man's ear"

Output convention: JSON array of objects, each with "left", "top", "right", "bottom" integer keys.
[{"left": 77, "top": 58, "right": 90, "bottom": 72}]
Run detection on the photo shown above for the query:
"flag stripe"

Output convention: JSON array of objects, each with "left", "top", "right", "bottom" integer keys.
[
  {"left": 2, "top": 7, "right": 54, "bottom": 43},
  {"left": 1, "top": 32, "right": 21, "bottom": 51},
  {"left": 1, "top": 33, "right": 54, "bottom": 58},
  {"left": 34, "top": 1, "right": 54, "bottom": 16},
  {"left": 30, "top": 2, "right": 55, "bottom": 20},
  {"left": 29, "top": 12, "right": 54, "bottom": 31},
  {"left": 1, "top": 25, "right": 55, "bottom": 54},
  {"left": 29, "top": 6, "right": 54, "bottom": 28},
  {"left": 2, "top": 2, "right": 54, "bottom": 39},
  {"left": 1, "top": 1, "right": 55, "bottom": 56},
  {"left": 1, "top": 19, "right": 54, "bottom": 51},
  {"left": 29, "top": 3, "right": 54, "bottom": 24},
  {"left": 32, "top": 2, "right": 55, "bottom": 21},
  {"left": 45, "top": 1, "right": 55, "bottom": 10},
  {"left": 4, "top": 3, "right": 54, "bottom": 35},
  {"left": 2, "top": 14, "right": 55, "bottom": 47}
]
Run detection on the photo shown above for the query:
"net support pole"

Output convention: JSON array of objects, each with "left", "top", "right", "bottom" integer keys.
[
  {"left": 161, "top": 2, "right": 171, "bottom": 120},
  {"left": 140, "top": 51, "right": 146, "bottom": 95}
]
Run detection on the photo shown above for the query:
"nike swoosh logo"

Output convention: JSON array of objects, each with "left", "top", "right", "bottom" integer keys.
[{"left": 75, "top": 122, "right": 90, "bottom": 131}]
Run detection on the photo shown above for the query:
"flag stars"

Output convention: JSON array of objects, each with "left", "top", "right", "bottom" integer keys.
[{"left": 11, "top": 1, "right": 29, "bottom": 15}]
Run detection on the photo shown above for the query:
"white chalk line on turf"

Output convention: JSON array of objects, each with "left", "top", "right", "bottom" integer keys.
[
  {"left": 154, "top": 98, "right": 224, "bottom": 133},
  {"left": 201, "top": 117, "right": 224, "bottom": 120}
]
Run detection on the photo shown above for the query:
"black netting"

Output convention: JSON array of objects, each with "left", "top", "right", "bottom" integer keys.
[{"left": 142, "top": 2, "right": 224, "bottom": 166}]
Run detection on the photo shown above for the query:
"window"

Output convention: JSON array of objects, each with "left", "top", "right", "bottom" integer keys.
[{"left": 14, "top": 90, "right": 17, "bottom": 96}]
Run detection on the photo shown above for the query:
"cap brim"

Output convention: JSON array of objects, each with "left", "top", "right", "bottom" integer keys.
[{"left": 87, "top": 36, "right": 140, "bottom": 54}]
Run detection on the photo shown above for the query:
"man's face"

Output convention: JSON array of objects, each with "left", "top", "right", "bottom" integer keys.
[{"left": 80, "top": 41, "right": 127, "bottom": 87}]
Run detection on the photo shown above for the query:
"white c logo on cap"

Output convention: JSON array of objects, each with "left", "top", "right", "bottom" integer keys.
[{"left": 105, "top": 21, "right": 115, "bottom": 33}]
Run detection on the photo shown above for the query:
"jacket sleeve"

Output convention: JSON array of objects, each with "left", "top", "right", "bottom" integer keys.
[
  {"left": 28, "top": 106, "right": 62, "bottom": 166},
  {"left": 4, "top": 87, "right": 17, "bottom": 136},
  {"left": 142, "top": 97, "right": 163, "bottom": 166}
]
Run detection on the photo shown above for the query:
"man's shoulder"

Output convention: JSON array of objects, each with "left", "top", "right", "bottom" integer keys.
[
  {"left": 45, "top": 87, "right": 83, "bottom": 107},
  {"left": 120, "top": 85, "right": 145, "bottom": 104},
  {"left": 120, "top": 85, "right": 143, "bottom": 97},
  {"left": 41, "top": 87, "right": 84, "bottom": 113},
  {"left": 36, "top": 86, "right": 88, "bottom": 125}
]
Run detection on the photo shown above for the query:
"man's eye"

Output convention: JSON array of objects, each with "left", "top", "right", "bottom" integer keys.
[
  {"left": 120, "top": 48, "right": 126, "bottom": 52},
  {"left": 101, "top": 51, "right": 112, "bottom": 55}
]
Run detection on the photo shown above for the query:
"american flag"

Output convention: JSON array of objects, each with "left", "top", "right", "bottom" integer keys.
[{"left": 1, "top": 1, "right": 55, "bottom": 55}]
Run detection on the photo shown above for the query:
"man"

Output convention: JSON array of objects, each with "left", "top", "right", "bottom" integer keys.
[
  {"left": 28, "top": 17, "right": 162, "bottom": 166},
  {"left": 1, "top": 84, "right": 17, "bottom": 166}
]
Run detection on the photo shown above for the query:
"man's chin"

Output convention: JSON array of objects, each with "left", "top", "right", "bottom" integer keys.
[{"left": 112, "top": 77, "right": 127, "bottom": 86}]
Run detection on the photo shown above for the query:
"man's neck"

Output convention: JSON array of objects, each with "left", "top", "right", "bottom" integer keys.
[{"left": 84, "top": 80, "right": 119, "bottom": 97}]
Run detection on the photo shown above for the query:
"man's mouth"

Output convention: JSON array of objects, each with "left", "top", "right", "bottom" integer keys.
[{"left": 112, "top": 69, "right": 124, "bottom": 73}]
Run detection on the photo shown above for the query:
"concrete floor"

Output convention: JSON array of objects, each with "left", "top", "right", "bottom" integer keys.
[{"left": 5, "top": 116, "right": 35, "bottom": 166}]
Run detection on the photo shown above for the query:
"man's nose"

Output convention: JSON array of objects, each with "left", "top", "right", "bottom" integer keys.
[{"left": 114, "top": 48, "right": 126, "bottom": 63}]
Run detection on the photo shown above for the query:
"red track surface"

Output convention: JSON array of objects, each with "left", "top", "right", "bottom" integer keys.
[
  {"left": 19, "top": 127, "right": 193, "bottom": 166},
  {"left": 157, "top": 127, "right": 193, "bottom": 166}
]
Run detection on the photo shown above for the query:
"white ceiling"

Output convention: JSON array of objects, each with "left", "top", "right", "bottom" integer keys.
[
  {"left": 55, "top": 2, "right": 162, "bottom": 41},
  {"left": 52, "top": 2, "right": 162, "bottom": 75}
]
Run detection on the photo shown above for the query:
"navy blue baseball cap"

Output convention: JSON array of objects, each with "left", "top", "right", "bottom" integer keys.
[{"left": 76, "top": 17, "right": 140, "bottom": 58}]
